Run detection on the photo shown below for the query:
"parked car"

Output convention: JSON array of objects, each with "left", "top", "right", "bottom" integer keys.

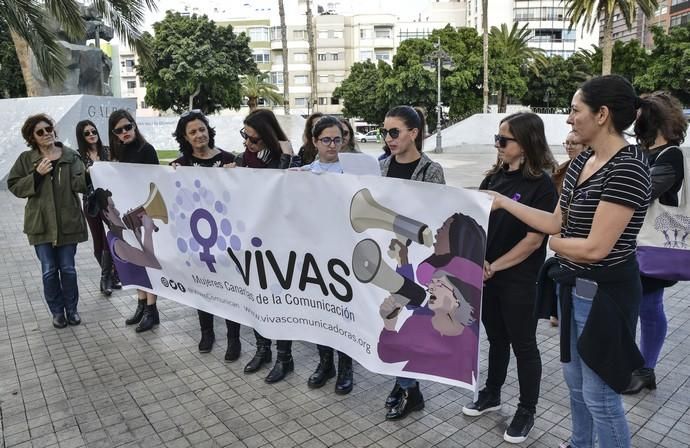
[{"left": 358, "top": 130, "right": 379, "bottom": 143}]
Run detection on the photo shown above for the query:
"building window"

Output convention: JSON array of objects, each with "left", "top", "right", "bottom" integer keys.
[
  {"left": 360, "top": 28, "right": 373, "bottom": 39},
  {"left": 138, "top": 77, "right": 146, "bottom": 87},
  {"left": 294, "top": 75, "right": 309, "bottom": 85},
  {"left": 319, "top": 74, "right": 329, "bottom": 83},
  {"left": 126, "top": 80, "right": 136, "bottom": 89},
  {"left": 332, "top": 30, "right": 343, "bottom": 38},
  {"left": 318, "top": 97, "right": 329, "bottom": 105},
  {"left": 295, "top": 97, "right": 308, "bottom": 106},
  {"left": 374, "top": 27, "right": 392, "bottom": 39},
  {"left": 318, "top": 53, "right": 327, "bottom": 61},
  {"left": 293, "top": 29, "right": 307, "bottom": 40},
  {"left": 140, "top": 101, "right": 148, "bottom": 108},
  {"left": 252, "top": 50, "right": 270, "bottom": 64},
  {"left": 123, "top": 59, "right": 135, "bottom": 72},
  {"left": 331, "top": 97, "right": 339, "bottom": 105},
  {"left": 294, "top": 52, "right": 308, "bottom": 62},
  {"left": 248, "top": 27, "right": 269, "bottom": 42},
  {"left": 375, "top": 51, "right": 390, "bottom": 61},
  {"left": 270, "top": 26, "right": 283, "bottom": 40},
  {"left": 270, "top": 72, "right": 284, "bottom": 85},
  {"left": 359, "top": 50, "right": 373, "bottom": 61},
  {"left": 319, "top": 31, "right": 329, "bottom": 39}
]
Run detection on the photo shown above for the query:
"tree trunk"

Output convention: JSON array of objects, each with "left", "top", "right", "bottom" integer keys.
[
  {"left": 278, "top": 0, "right": 290, "bottom": 114},
  {"left": 601, "top": 13, "right": 614, "bottom": 75},
  {"left": 189, "top": 84, "right": 200, "bottom": 110},
  {"left": 482, "top": 0, "right": 489, "bottom": 113},
  {"left": 248, "top": 97, "right": 258, "bottom": 112},
  {"left": 306, "top": 0, "right": 318, "bottom": 113},
  {"left": 11, "top": 31, "right": 41, "bottom": 97}
]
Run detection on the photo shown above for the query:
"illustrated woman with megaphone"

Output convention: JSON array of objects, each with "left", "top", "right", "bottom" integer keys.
[
  {"left": 377, "top": 105, "right": 446, "bottom": 421},
  {"left": 108, "top": 109, "right": 161, "bottom": 333}
]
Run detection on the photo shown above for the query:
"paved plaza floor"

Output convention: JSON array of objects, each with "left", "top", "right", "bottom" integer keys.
[{"left": 1, "top": 149, "right": 689, "bottom": 448}]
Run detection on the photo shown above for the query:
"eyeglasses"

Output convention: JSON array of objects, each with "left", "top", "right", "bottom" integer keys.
[
  {"left": 35, "top": 126, "right": 54, "bottom": 137},
  {"left": 563, "top": 141, "right": 581, "bottom": 148},
  {"left": 112, "top": 123, "right": 136, "bottom": 135},
  {"left": 181, "top": 109, "right": 203, "bottom": 118},
  {"left": 494, "top": 134, "right": 518, "bottom": 148},
  {"left": 83, "top": 130, "right": 98, "bottom": 137},
  {"left": 317, "top": 137, "right": 342, "bottom": 147},
  {"left": 380, "top": 127, "right": 412, "bottom": 140},
  {"left": 240, "top": 128, "right": 261, "bottom": 144}
]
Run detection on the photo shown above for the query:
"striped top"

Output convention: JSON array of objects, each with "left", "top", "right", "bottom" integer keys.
[{"left": 558, "top": 145, "right": 651, "bottom": 271}]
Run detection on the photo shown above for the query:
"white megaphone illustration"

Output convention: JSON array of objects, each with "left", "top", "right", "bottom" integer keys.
[
  {"left": 350, "top": 188, "right": 433, "bottom": 247},
  {"left": 352, "top": 239, "right": 426, "bottom": 318}
]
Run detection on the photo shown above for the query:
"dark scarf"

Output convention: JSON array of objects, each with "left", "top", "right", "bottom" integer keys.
[{"left": 242, "top": 149, "right": 273, "bottom": 168}]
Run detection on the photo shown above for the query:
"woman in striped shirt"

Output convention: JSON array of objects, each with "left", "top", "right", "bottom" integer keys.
[{"left": 485, "top": 75, "right": 651, "bottom": 448}]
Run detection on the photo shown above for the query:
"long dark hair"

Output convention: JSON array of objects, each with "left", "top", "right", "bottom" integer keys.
[
  {"left": 75, "top": 119, "right": 107, "bottom": 161},
  {"left": 635, "top": 91, "right": 687, "bottom": 149},
  {"left": 424, "top": 212, "right": 486, "bottom": 269},
  {"left": 579, "top": 75, "right": 638, "bottom": 135},
  {"left": 385, "top": 106, "right": 426, "bottom": 152},
  {"left": 311, "top": 115, "right": 343, "bottom": 140},
  {"left": 173, "top": 111, "right": 217, "bottom": 159},
  {"left": 243, "top": 109, "right": 289, "bottom": 159},
  {"left": 486, "top": 112, "right": 557, "bottom": 179},
  {"left": 338, "top": 118, "right": 360, "bottom": 153},
  {"left": 300, "top": 112, "right": 324, "bottom": 164},
  {"left": 108, "top": 109, "right": 148, "bottom": 161}
]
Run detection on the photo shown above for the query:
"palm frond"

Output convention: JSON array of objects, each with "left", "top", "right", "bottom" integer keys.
[{"left": 44, "top": 0, "right": 85, "bottom": 41}]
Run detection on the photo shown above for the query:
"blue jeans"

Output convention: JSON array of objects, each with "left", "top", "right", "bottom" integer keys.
[
  {"left": 561, "top": 286, "right": 631, "bottom": 448},
  {"left": 34, "top": 243, "right": 79, "bottom": 316}
]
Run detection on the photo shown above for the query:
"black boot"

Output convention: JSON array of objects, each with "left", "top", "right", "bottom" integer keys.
[
  {"left": 225, "top": 337, "right": 241, "bottom": 362},
  {"left": 622, "top": 368, "right": 656, "bottom": 395},
  {"left": 111, "top": 266, "right": 122, "bottom": 289},
  {"left": 244, "top": 342, "right": 272, "bottom": 373},
  {"left": 385, "top": 382, "right": 404, "bottom": 409},
  {"left": 198, "top": 330, "right": 215, "bottom": 353},
  {"left": 100, "top": 251, "right": 113, "bottom": 297},
  {"left": 385, "top": 382, "right": 424, "bottom": 420},
  {"left": 308, "top": 347, "right": 335, "bottom": 389},
  {"left": 125, "top": 299, "right": 146, "bottom": 325},
  {"left": 265, "top": 350, "right": 294, "bottom": 383},
  {"left": 335, "top": 353, "right": 353, "bottom": 395},
  {"left": 135, "top": 304, "right": 159, "bottom": 333}
]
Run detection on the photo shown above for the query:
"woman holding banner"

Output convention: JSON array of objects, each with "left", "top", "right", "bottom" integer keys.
[
  {"left": 170, "top": 110, "right": 241, "bottom": 362},
  {"left": 379, "top": 105, "right": 445, "bottom": 421},
  {"left": 486, "top": 76, "right": 651, "bottom": 448},
  {"left": 108, "top": 109, "right": 161, "bottom": 333},
  {"left": 461, "top": 112, "right": 557, "bottom": 444},
  {"left": 234, "top": 109, "right": 298, "bottom": 383},
  {"left": 298, "top": 115, "right": 355, "bottom": 394}
]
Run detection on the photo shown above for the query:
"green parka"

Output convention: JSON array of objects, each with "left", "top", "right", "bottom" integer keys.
[{"left": 7, "top": 144, "right": 88, "bottom": 246}]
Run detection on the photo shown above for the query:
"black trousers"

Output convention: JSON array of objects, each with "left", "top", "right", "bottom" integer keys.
[
  {"left": 482, "top": 283, "right": 542, "bottom": 414},
  {"left": 254, "top": 330, "right": 292, "bottom": 352},
  {"left": 198, "top": 310, "right": 240, "bottom": 338},
  {"left": 316, "top": 344, "right": 351, "bottom": 362}
]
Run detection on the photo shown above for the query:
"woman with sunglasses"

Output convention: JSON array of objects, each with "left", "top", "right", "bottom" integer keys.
[
  {"left": 75, "top": 120, "right": 121, "bottom": 297},
  {"left": 233, "top": 108, "right": 297, "bottom": 383},
  {"left": 461, "top": 112, "right": 557, "bottom": 444},
  {"left": 379, "top": 105, "right": 445, "bottom": 421},
  {"left": 486, "top": 76, "right": 652, "bottom": 448},
  {"left": 338, "top": 118, "right": 360, "bottom": 153},
  {"left": 170, "top": 111, "right": 241, "bottom": 361},
  {"left": 296, "top": 115, "right": 356, "bottom": 394},
  {"left": 8, "top": 114, "right": 88, "bottom": 329},
  {"left": 108, "top": 109, "right": 161, "bottom": 333},
  {"left": 621, "top": 91, "right": 686, "bottom": 395}
]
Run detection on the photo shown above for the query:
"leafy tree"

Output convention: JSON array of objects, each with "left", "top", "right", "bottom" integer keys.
[
  {"left": 636, "top": 25, "right": 690, "bottom": 104},
  {"left": 241, "top": 73, "right": 283, "bottom": 111},
  {"left": 5, "top": 0, "right": 155, "bottom": 92},
  {"left": 564, "top": 0, "right": 658, "bottom": 75},
  {"left": 138, "top": 12, "right": 257, "bottom": 114},
  {"left": 570, "top": 40, "right": 649, "bottom": 84},
  {"left": 489, "top": 23, "right": 543, "bottom": 112},
  {"left": 333, "top": 59, "right": 391, "bottom": 125},
  {"left": 521, "top": 55, "right": 589, "bottom": 109},
  {"left": 0, "top": 26, "right": 26, "bottom": 98}
]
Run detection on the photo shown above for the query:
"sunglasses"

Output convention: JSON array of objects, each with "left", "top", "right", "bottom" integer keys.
[
  {"left": 181, "top": 109, "right": 203, "bottom": 118},
  {"left": 113, "top": 123, "right": 136, "bottom": 135},
  {"left": 83, "top": 130, "right": 98, "bottom": 137},
  {"left": 240, "top": 128, "right": 261, "bottom": 144},
  {"left": 35, "top": 126, "right": 54, "bottom": 137},
  {"left": 380, "top": 127, "right": 412, "bottom": 140},
  {"left": 494, "top": 134, "right": 518, "bottom": 148},
  {"left": 318, "top": 137, "right": 342, "bottom": 147}
]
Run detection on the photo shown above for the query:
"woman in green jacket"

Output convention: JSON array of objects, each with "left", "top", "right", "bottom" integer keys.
[{"left": 7, "top": 114, "right": 88, "bottom": 329}]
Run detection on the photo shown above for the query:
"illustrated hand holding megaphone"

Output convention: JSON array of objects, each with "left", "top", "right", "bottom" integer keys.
[{"left": 123, "top": 183, "right": 168, "bottom": 233}]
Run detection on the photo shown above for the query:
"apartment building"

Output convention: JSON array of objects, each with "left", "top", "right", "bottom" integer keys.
[
  {"left": 604, "top": 1, "right": 672, "bottom": 48},
  {"left": 670, "top": 0, "right": 690, "bottom": 28},
  {"left": 466, "top": 0, "right": 599, "bottom": 58}
]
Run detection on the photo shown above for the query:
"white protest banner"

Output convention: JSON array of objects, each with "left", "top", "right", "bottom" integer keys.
[{"left": 90, "top": 162, "right": 492, "bottom": 391}]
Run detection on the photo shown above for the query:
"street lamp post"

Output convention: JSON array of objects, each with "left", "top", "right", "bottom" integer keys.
[{"left": 425, "top": 38, "right": 453, "bottom": 153}]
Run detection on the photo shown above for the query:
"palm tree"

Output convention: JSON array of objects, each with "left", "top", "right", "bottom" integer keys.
[
  {"left": 305, "top": 0, "right": 317, "bottom": 113},
  {"left": 5, "top": 0, "right": 156, "bottom": 95},
  {"left": 564, "top": 0, "right": 657, "bottom": 75},
  {"left": 278, "top": 0, "right": 290, "bottom": 114},
  {"left": 489, "top": 23, "right": 545, "bottom": 112},
  {"left": 241, "top": 73, "right": 284, "bottom": 111},
  {"left": 482, "top": 0, "right": 489, "bottom": 113}
]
